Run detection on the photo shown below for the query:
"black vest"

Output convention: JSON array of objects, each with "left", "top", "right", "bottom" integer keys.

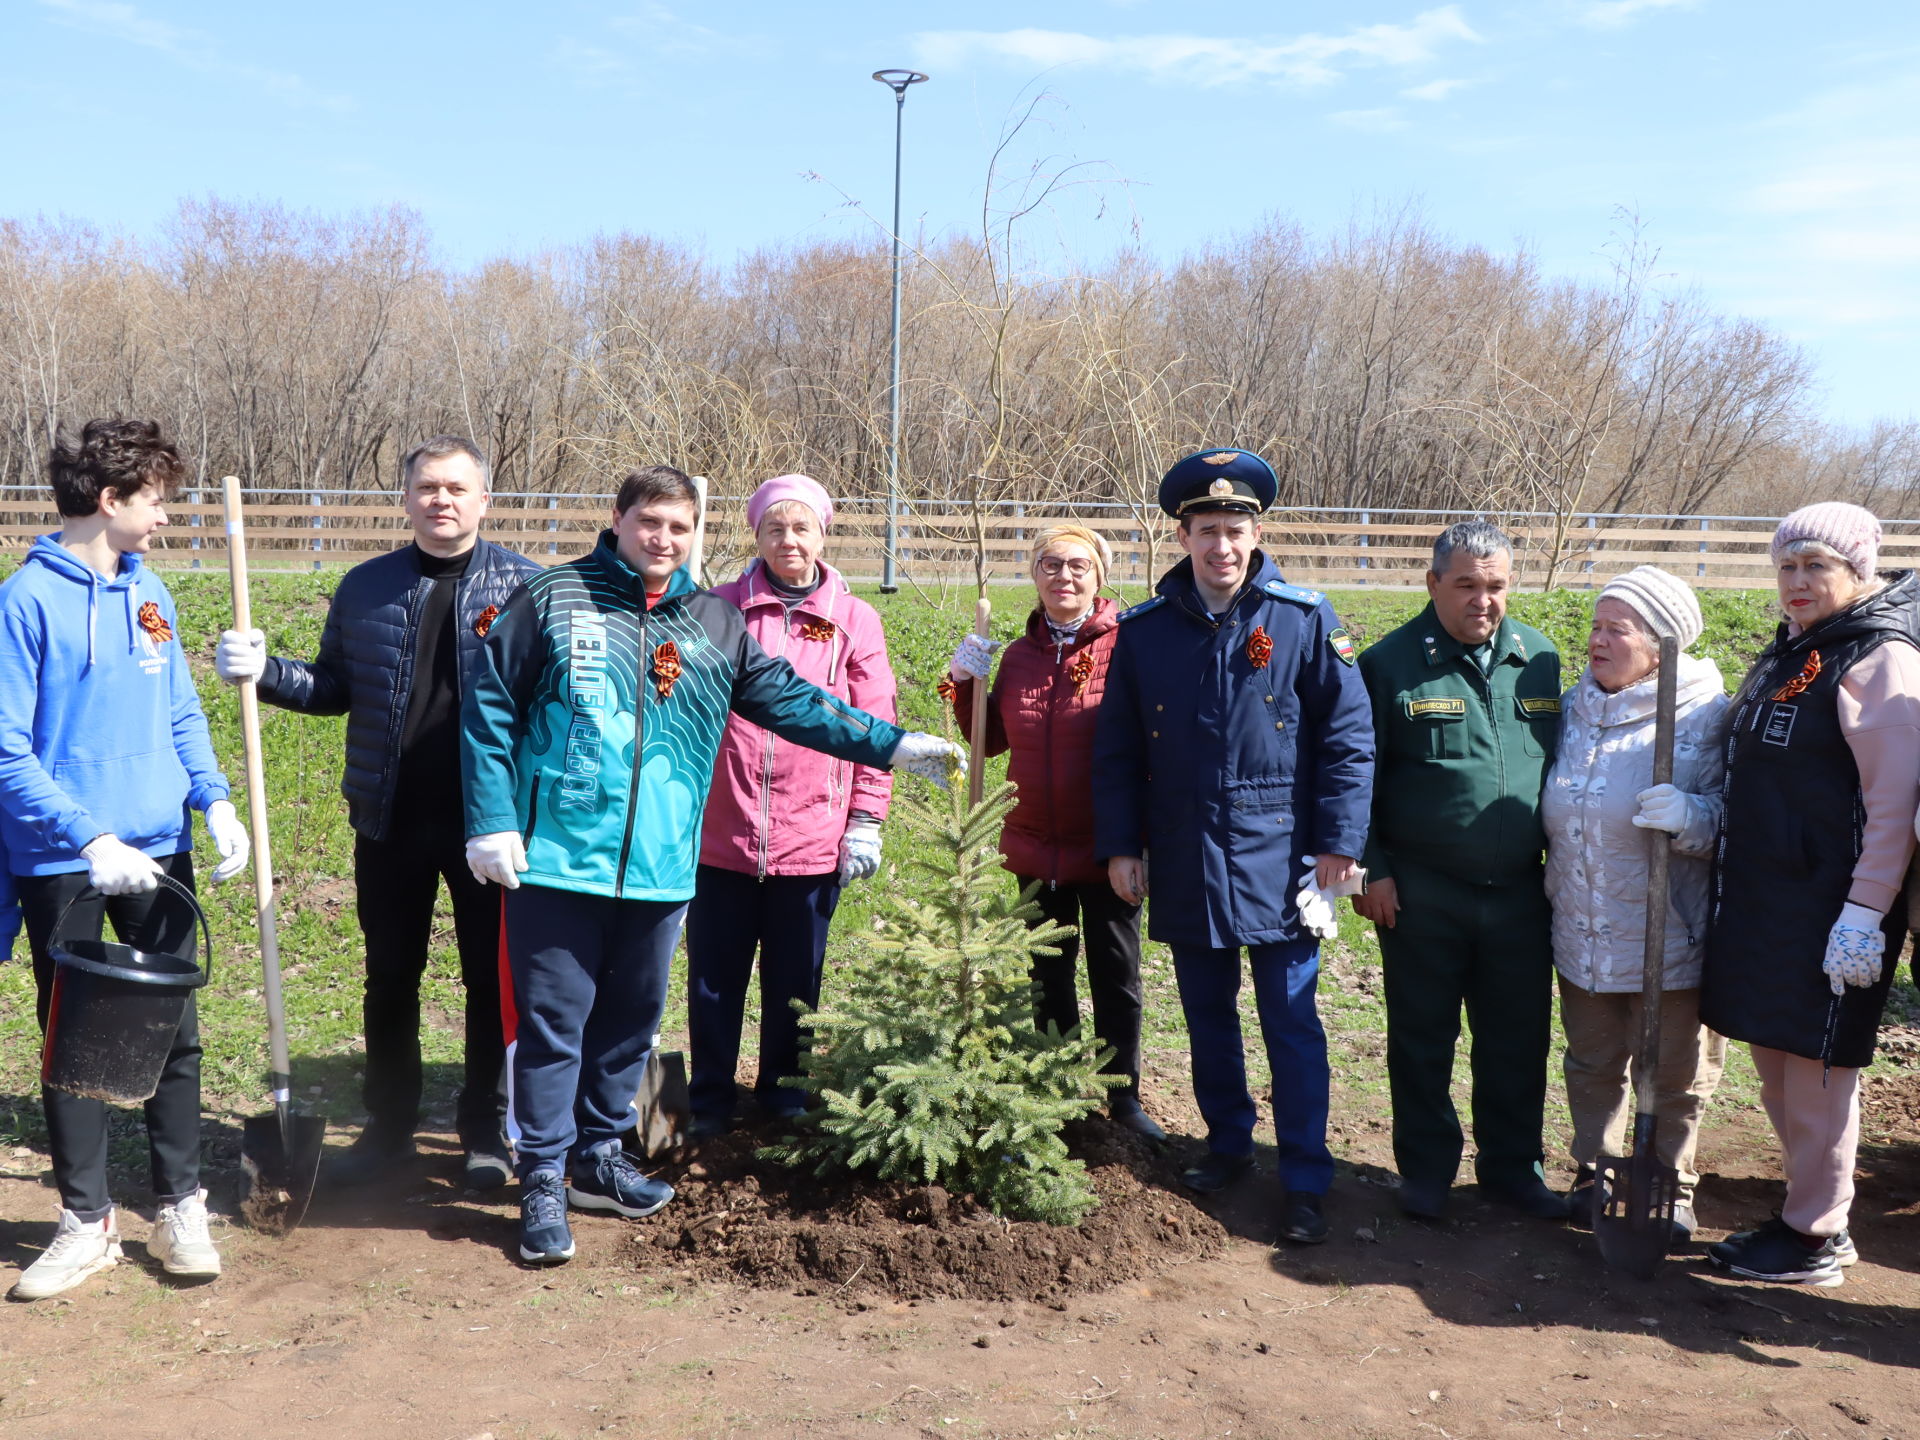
[{"left": 1700, "top": 570, "right": 1919, "bottom": 1066}]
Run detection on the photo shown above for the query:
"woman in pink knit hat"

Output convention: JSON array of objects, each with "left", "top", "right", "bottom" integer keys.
[
  {"left": 685, "top": 475, "right": 897, "bottom": 1135},
  {"left": 1701, "top": 501, "right": 1920, "bottom": 1285}
]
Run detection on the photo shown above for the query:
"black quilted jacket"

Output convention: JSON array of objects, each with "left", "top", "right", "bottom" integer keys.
[{"left": 256, "top": 538, "right": 538, "bottom": 841}]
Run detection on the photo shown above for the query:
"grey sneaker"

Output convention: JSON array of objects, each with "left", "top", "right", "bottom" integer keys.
[{"left": 11, "top": 1208, "right": 122, "bottom": 1300}]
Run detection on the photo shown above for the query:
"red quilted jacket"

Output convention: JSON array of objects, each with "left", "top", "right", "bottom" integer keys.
[{"left": 951, "top": 597, "right": 1118, "bottom": 886}]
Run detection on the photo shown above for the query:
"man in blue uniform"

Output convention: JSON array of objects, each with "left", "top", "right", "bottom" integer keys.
[{"left": 1093, "top": 448, "right": 1373, "bottom": 1245}]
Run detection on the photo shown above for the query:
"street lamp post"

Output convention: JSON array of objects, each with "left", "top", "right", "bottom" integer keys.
[{"left": 872, "top": 67, "right": 927, "bottom": 594}]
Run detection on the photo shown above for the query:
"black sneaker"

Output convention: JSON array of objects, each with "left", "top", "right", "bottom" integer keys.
[
  {"left": 1279, "top": 1192, "right": 1329, "bottom": 1245},
  {"left": 1480, "top": 1176, "right": 1572, "bottom": 1221},
  {"left": 1180, "top": 1152, "right": 1254, "bottom": 1194},
  {"left": 518, "top": 1171, "right": 575, "bottom": 1265},
  {"left": 324, "top": 1128, "right": 416, "bottom": 1186},
  {"left": 1395, "top": 1177, "right": 1450, "bottom": 1220},
  {"left": 1708, "top": 1217, "right": 1842, "bottom": 1287},
  {"left": 569, "top": 1148, "right": 675, "bottom": 1219},
  {"left": 463, "top": 1141, "right": 513, "bottom": 1193}
]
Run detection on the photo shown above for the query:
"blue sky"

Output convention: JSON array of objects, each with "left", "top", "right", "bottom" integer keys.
[{"left": 5, "top": 1, "right": 1917, "bottom": 428}]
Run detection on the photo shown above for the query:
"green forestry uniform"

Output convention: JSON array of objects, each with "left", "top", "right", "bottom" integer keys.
[{"left": 1358, "top": 605, "right": 1562, "bottom": 1194}]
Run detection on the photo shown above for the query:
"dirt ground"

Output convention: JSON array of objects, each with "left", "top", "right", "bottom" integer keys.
[{"left": 2, "top": 1065, "right": 1919, "bottom": 1440}]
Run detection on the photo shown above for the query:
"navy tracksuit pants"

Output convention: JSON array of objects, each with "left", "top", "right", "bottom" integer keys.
[
  {"left": 684, "top": 864, "right": 841, "bottom": 1121},
  {"left": 503, "top": 881, "right": 685, "bottom": 1178},
  {"left": 1171, "top": 935, "right": 1334, "bottom": 1194}
]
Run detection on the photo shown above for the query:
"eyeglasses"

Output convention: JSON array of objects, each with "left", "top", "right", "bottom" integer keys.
[{"left": 1036, "top": 556, "right": 1094, "bottom": 578}]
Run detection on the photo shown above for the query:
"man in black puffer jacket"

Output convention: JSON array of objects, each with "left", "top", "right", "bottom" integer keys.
[{"left": 216, "top": 436, "right": 537, "bottom": 1189}]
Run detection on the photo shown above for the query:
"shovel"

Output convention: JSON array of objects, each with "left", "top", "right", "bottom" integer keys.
[
  {"left": 223, "top": 474, "right": 327, "bottom": 1234},
  {"left": 1594, "top": 632, "right": 1683, "bottom": 1279},
  {"left": 967, "top": 596, "right": 992, "bottom": 805}
]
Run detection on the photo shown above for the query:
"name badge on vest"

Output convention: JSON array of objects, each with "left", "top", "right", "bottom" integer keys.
[{"left": 1762, "top": 703, "right": 1798, "bottom": 747}]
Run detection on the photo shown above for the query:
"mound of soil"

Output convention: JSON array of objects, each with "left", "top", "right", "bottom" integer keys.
[{"left": 632, "top": 1115, "right": 1226, "bottom": 1302}]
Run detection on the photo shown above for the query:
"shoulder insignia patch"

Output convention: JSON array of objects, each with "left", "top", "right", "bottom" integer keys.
[
  {"left": 1407, "top": 696, "right": 1467, "bottom": 718},
  {"left": 1328, "top": 627, "right": 1357, "bottom": 666},
  {"left": 1519, "top": 696, "right": 1561, "bottom": 716},
  {"left": 1261, "top": 579, "right": 1324, "bottom": 607},
  {"left": 1118, "top": 595, "right": 1167, "bottom": 622}
]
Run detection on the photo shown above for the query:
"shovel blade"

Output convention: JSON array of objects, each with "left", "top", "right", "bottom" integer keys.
[
  {"left": 632, "top": 1049, "right": 690, "bottom": 1159},
  {"left": 240, "top": 1109, "right": 326, "bottom": 1236},
  {"left": 1593, "top": 1140, "right": 1681, "bottom": 1280}
]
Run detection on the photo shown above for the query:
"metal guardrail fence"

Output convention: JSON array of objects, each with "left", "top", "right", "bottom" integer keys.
[{"left": 0, "top": 488, "right": 1900, "bottom": 590}]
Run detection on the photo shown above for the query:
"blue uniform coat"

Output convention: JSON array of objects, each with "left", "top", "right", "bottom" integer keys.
[{"left": 1093, "top": 551, "right": 1373, "bottom": 948}]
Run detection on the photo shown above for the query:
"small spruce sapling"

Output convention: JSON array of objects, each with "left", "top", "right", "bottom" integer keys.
[{"left": 764, "top": 777, "right": 1120, "bottom": 1224}]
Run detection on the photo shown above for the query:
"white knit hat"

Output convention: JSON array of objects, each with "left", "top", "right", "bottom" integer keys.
[
  {"left": 1771, "top": 502, "right": 1881, "bottom": 582},
  {"left": 1599, "top": 566, "right": 1703, "bottom": 651}
]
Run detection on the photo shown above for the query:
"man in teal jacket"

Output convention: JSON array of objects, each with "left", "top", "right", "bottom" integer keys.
[{"left": 461, "top": 464, "right": 957, "bottom": 1265}]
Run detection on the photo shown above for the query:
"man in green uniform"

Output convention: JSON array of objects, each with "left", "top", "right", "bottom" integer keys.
[{"left": 1352, "top": 521, "right": 1568, "bottom": 1221}]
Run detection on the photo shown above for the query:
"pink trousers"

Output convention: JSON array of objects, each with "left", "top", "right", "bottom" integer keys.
[{"left": 1749, "top": 1045, "right": 1860, "bottom": 1238}]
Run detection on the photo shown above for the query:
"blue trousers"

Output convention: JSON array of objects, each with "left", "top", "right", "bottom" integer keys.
[
  {"left": 684, "top": 864, "right": 841, "bottom": 1120},
  {"left": 504, "top": 882, "right": 685, "bottom": 1177},
  {"left": 1171, "top": 936, "right": 1334, "bottom": 1194}
]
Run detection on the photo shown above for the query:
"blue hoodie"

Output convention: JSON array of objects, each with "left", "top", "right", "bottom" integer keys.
[{"left": 0, "top": 535, "right": 230, "bottom": 876}]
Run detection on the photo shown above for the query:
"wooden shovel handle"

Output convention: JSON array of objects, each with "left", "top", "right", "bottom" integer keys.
[
  {"left": 221, "top": 475, "right": 293, "bottom": 1101},
  {"left": 967, "top": 597, "right": 992, "bottom": 806},
  {"left": 1631, "top": 633, "right": 1681, "bottom": 1115}
]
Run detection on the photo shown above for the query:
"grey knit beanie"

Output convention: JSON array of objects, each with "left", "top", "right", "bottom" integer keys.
[{"left": 1598, "top": 565, "right": 1703, "bottom": 651}]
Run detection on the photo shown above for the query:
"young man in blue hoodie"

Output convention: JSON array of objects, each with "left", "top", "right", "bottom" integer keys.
[{"left": 0, "top": 418, "right": 251, "bottom": 1301}]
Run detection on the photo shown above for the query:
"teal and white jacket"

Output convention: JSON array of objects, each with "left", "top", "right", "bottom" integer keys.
[{"left": 460, "top": 532, "right": 906, "bottom": 902}]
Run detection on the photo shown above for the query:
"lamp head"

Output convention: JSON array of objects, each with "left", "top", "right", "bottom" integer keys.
[{"left": 872, "top": 68, "right": 929, "bottom": 98}]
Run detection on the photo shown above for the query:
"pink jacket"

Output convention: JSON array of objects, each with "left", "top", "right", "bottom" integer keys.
[{"left": 698, "top": 559, "right": 897, "bottom": 877}]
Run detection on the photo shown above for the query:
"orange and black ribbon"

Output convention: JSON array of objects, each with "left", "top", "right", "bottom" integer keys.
[
  {"left": 1772, "top": 648, "right": 1822, "bottom": 702},
  {"left": 652, "top": 641, "right": 682, "bottom": 700},
  {"left": 1246, "top": 625, "right": 1272, "bottom": 670},
  {"left": 936, "top": 675, "right": 959, "bottom": 705},
  {"left": 136, "top": 601, "right": 173, "bottom": 645},
  {"left": 474, "top": 604, "right": 500, "bottom": 638},
  {"left": 1068, "top": 648, "right": 1095, "bottom": 695},
  {"left": 796, "top": 616, "right": 835, "bottom": 644}
]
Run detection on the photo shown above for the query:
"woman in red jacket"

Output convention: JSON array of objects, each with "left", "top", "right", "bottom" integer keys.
[{"left": 949, "top": 525, "right": 1162, "bottom": 1140}]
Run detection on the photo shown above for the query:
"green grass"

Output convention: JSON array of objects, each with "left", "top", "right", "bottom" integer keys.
[{"left": 0, "top": 566, "right": 1807, "bottom": 1184}]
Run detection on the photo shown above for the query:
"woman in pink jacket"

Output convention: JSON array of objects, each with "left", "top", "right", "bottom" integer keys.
[{"left": 686, "top": 475, "right": 897, "bottom": 1135}]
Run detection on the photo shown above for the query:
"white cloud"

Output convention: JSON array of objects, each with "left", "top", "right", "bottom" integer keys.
[
  {"left": 1573, "top": 0, "right": 1700, "bottom": 31},
  {"left": 1402, "top": 77, "right": 1472, "bottom": 101},
  {"left": 1330, "top": 107, "right": 1409, "bottom": 133},
  {"left": 915, "top": 7, "right": 1481, "bottom": 89},
  {"left": 607, "top": 4, "right": 757, "bottom": 58},
  {"left": 36, "top": 0, "right": 353, "bottom": 111}
]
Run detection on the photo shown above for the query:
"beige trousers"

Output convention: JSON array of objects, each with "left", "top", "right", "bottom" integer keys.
[
  {"left": 1558, "top": 978, "right": 1727, "bottom": 1201},
  {"left": 1749, "top": 1045, "right": 1861, "bottom": 1238}
]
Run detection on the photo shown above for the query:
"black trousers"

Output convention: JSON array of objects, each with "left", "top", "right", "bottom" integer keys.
[
  {"left": 18, "top": 852, "right": 202, "bottom": 1218},
  {"left": 353, "top": 830, "right": 507, "bottom": 1145},
  {"left": 1014, "top": 875, "right": 1145, "bottom": 1093}
]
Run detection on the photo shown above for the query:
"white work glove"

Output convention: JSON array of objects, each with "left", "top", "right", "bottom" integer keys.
[
  {"left": 215, "top": 628, "right": 267, "bottom": 685},
  {"left": 889, "top": 732, "right": 966, "bottom": 791},
  {"left": 949, "top": 632, "right": 1002, "bottom": 681},
  {"left": 1631, "top": 783, "right": 1692, "bottom": 836},
  {"left": 466, "top": 832, "right": 528, "bottom": 889},
  {"left": 203, "top": 799, "right": 251, "bottom": 883},
  {"left": 1823, "top": 903, "right": 1886, "bottom": 996},
  {"left": 81, "top": 834, "right": 163, "bottom": 896},
  {"left": 1294, "top": 860, "right": 1340, "bottom": 941},
  {"left": 838, "top": 817, "right": 883, "bottom": 886}
]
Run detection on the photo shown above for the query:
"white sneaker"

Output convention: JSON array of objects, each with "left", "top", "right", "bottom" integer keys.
[
  {"left": 149, "top": 1189, "right": 221, "bottom": 1279},
  {"left": 10, "top": 1208, "right": 122, "bottom": 1300}
]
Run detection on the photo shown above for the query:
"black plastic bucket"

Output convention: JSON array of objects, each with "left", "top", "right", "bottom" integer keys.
[{"left": 40, "top": 875, "right": 212, "bottom": 1103}]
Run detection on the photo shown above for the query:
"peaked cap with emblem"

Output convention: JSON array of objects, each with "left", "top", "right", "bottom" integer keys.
[{"left": 1157, "top": 447, "right": 1278, "bottom": 519}]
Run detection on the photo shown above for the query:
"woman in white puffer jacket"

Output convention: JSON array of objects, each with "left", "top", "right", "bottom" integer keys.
[{"left": 1543, "top": 565, "right": 1730, "bottom": 1241}]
